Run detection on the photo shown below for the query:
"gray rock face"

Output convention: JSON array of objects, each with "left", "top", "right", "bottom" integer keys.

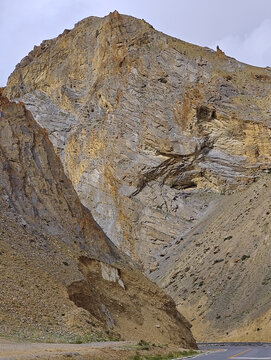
[
  {"left": 20, "top": 90, "right": 79, "bottom": 161},
  {"left": 0, "top": 92, "right": 197, "bottom": 348},
  {"left": 5, "top": 11, "right": 271, "bottom": 268}
]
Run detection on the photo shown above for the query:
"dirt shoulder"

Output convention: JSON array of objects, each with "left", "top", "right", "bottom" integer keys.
[{"left": 0, "top": 340, "right": 198, "bottom": 360}]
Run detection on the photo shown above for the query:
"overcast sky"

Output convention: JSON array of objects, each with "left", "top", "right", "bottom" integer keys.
[{"left": 1, "top": 0, "right": 271, "bottom": 86}]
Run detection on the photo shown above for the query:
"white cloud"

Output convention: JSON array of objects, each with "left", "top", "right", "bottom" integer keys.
[
  {"left": 1, "top": 1, "right": 271, "bottom": 85},
  {"left": 210, "top": 19, "right": 271, "bottom": 67}
]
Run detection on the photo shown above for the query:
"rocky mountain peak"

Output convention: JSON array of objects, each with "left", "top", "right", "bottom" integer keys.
[
  {"left": 3, "top": 12, "right": 271, "bottom": 342},
  {"left": 6, "top": 12, "right": 271, "bottom": 266}
]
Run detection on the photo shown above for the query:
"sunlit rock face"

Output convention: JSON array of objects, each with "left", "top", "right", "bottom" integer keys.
[
  {"left": 0, "top": 91, "right": 196, "bottom": 348},
  {"left": 5, "top": 11, "right": 271, "bottom": 269}
]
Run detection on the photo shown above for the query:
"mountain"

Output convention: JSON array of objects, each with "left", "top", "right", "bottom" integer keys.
[
  {"left": 150, "top": 174, "right": 271, "bottom": 341},
  {"left": 0, "top": 91, "right": 196, "bottom": 348},
  {"left": 4, "top": 11, "right": 271, "bottom": 341}
]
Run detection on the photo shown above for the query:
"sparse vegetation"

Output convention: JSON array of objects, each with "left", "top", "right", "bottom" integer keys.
[
  {"left": 137, "top": 340, "right": 152, "bottom": 350},
  {"left": 241, "top": 254, "right": 250, "bottom": 261},
  {"left": 130, "top": 349, "right": 198, "bottom": 360},
  {"left": 126, "top": 340, "right": 167, "bottom": 352}
]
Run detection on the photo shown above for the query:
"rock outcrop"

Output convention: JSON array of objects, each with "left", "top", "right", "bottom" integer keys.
[
  {"left": 4, "top": 11, "right": 271, "bottom": 341},
  {"left": 0, "top": 92, "right": 196, "bottom": 348},
  {"left": 5, "top": 12, "right": 271, "bottom": 269}
]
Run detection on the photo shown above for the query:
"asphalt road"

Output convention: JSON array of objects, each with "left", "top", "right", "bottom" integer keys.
[{"left": 196, "top": 343, "right": 271, "bottom": 360}]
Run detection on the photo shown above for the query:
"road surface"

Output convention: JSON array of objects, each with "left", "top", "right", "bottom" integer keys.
[{"left": 196, "top": 343, "right": 271, "bottom": 360}]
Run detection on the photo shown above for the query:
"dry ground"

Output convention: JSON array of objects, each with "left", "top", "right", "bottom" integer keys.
[{"left": 0, "top": 339, "right": 198, "bottom": 360}]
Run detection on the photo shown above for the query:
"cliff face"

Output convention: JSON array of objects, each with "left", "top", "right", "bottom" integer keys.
[
  {"left": 0, "top": 92, "right": 196, "bottom": 347},
  {"left": 5, "top": 11, "right": 271, "bottom": 269},
  {"left": 4, "top": 11, "right": 271, "bottom": 341}
]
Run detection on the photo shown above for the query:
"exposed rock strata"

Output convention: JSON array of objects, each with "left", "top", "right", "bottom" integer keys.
[
  {"left": 5, "top": 12, "right": 271, "bottom": 269},
  {"left": 0, "top": 92, "right": 196, "bottom": 348},
  {"left": 4, "top": 12, "right": 271, "bottom": 342}
]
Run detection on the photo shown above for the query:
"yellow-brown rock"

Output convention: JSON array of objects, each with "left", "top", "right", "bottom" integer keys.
[
  {"left": 4, "top": 12, "right": 271, "bottom": 342},
  {"left": 5, "top": 12, "right": 271, "bottom": 268},
  {"left": 0, "top": 93, "right": 196, "bottom": 347}
]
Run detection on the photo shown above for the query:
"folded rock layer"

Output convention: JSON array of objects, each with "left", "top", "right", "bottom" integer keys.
[
  {"left": 0, "top": 92, "right": 196, "bottom": 348},
  {"left": 5, "top": 11, "right": 271, "bottom": 269},
  {"left": 4, "top": 11, "right": 271, "bottom": 341}
]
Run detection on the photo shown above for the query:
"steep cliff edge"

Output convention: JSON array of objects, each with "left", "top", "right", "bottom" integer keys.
[
  {"left": 4, "top": 11, "right": 271, "bottom": 342},
  {"left": 0, "top": 92, "right": 196, "bottom": 347},
  {"left": 5, "top": 11, "right": 271, "bottom": 269}
]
